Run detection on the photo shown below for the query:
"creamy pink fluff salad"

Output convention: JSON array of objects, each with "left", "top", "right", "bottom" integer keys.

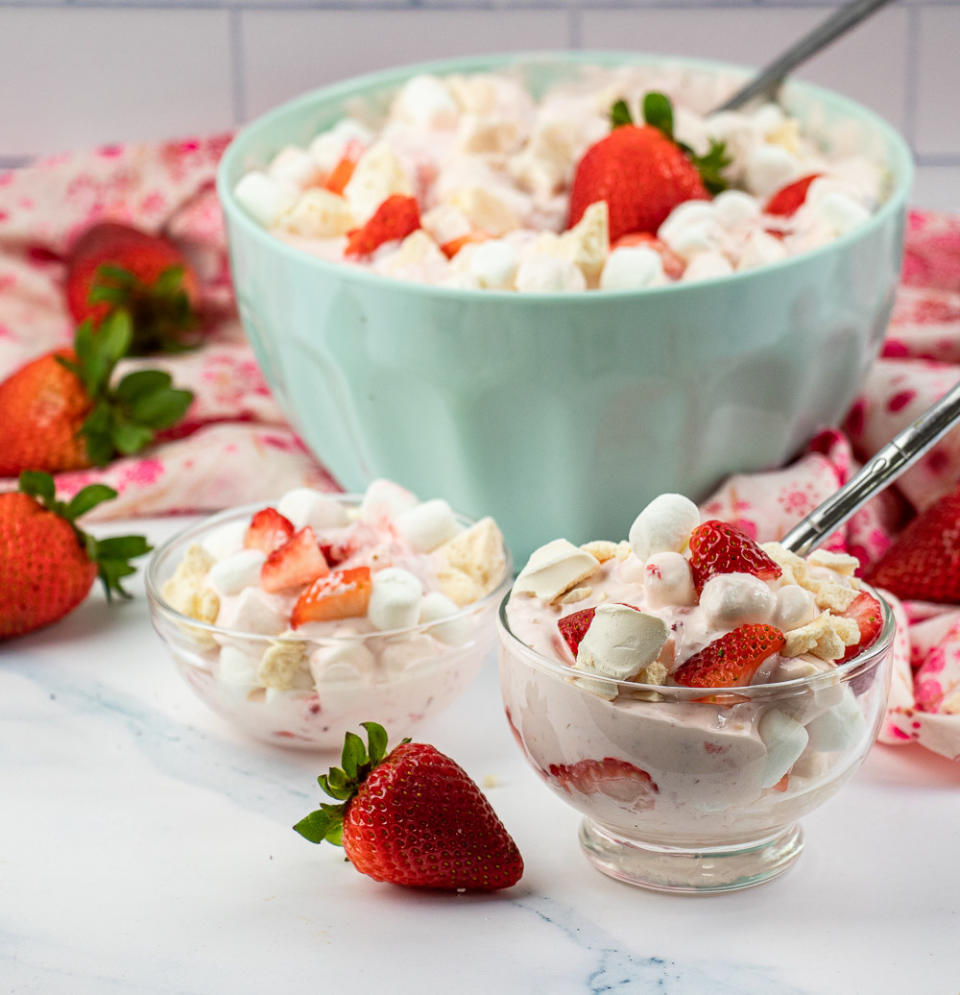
[
  {"left": 159, "top": 480, "right": 507, "bottom": 746},
  {"left": 501, "top": 494, "right": 888, "bottom": 833},
  {"left": 234, "top": 65, "right": 888, "bottom": 292}
]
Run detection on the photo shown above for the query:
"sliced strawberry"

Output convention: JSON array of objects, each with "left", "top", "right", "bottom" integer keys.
[
  {"left": 243, "top": 507, "right": 294, "bottom": 555},
  {"left": 557, "top": 608, "right": 596, "bottom": 657},
  {"left": 291, "top": 565, "right": 372, "bottom": 627},
  {"left": 547, "top": 757, "right": 658, "bottom": 810},
  {"left": 345, "top": 195, "right": 420, "bottom": 257},
  {"left": 323, "top": 139, "right": 364, "bottom": 195},
  {"left": 260, "top": 527, "right": 329, "bottom": 593},
  {"left": 688, "top": 520, "right": 782, "bottom": 593},
  {"left": 319, "top": 538, "right": 355, "bottom": 567},
  {"left": 772, "top": 773, "right": 789, "bottom": 792},
  {"left": 838, "top": 591, "right": 884, "bottom": 663},
  {"left": 765, "top": 174, "right": 821, "bottom": 217},
  {"left": 673, "top": 623, "right": 785, "bottom": 688},
  {"left": 440, "top": 231, "right": 491, "bottom": 259},
  {"left": 612, "top": 232, "right": 685, "bottom": 280}
]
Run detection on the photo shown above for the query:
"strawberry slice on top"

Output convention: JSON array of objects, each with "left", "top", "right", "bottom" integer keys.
[
  {"left": 673, "top": 623, "right": 785, "bottom": 688},
  {"left": 838, "top": 591, "right": 884, "bottom": 663},
  {"left": 291, "top": 565, "right": 373, "bottom": 627},
  {"left": 765, "top": 174, "right": 821, "bottom": 217},
  {"left": 244, "top": 507, "right": 295, "bottom": 555},
  {"left": 345, "top": 194, "right": 421, "bottom": 257},
  {"left": 558, "top": 607, "right": 596, "bottom": 657},
  {"left": 688, "top": 520, "right": 782, "bottom": 593},
  {"left": 260, "top": 526, "right": 329, "bottom": 593}
]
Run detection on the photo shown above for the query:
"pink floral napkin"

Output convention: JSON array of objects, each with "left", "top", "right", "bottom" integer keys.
[{"left": 1, "top": 136, "right": 958, "bottom": 760}]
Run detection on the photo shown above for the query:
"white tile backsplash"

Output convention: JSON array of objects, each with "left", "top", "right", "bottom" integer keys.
[
  {"left": 0, "top": 9, "right": 233, "bottom": 159},
  {"left": 914, "top": 6, "right": 960, "bottom": 157}
]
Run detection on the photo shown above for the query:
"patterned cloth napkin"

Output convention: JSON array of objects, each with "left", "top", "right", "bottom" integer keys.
[{"left": 1, "top": 137, "right": 957, "bottom": 760}]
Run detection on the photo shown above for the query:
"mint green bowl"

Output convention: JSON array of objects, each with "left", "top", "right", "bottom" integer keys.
[{"left": 217, "top": 52, "right": 912, "bottom": 563}]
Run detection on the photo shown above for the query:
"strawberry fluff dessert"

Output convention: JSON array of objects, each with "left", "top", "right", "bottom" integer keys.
[
  {"left": 234, "top": 65, "right": 887, "bottom": 292},
  {"left": 148, "top": 480, "right": 510, "bottom": 749},
  {"left": 498, "top": 493, "right": 894, "bottom": 891}
]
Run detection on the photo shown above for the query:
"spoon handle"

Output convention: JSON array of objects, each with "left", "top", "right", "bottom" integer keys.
[
  {"left": 714, "top": 0, "right": 895, "bottom": 112},
  {"left": 781, "top": 379, "right": 960, "bottom": 556}
]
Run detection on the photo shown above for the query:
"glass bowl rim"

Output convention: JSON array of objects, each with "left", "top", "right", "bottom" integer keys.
[
  {"left": 496, "top": 579, "right": 895, "bottom": 701},
  {"left": 145, "top": 495, "right": 514, "bottom": 646}
]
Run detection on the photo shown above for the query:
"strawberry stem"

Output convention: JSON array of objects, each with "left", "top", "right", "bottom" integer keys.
[{"left": 17, "top": 471, "right": 151, "bottom": 600}]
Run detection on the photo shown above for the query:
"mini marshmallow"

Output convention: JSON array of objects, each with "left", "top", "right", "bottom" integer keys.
[
  {"left": 751, "top": 103, "right": 786, "bottom": 137},
  {"left": 737, "top": 230, "right": 787, "bottom": 271},
  {"left": 515, "top": 256, "right": 586, "bottom": 293},
  {"left": 744, "top": 144, "right": 800, "bottom": 199},
  {"left": 700, "top": 573, "right": 777, "bottom": 629},
  {"left": 234, "top": 171, "right": 297, "bottom": 227},
  {"left": 217, "top": 588, "right": 286, "bottom": 636},
  {"left": 380, "top": 634, "right": 439, "bottom": 676},
  {"left": 469, "top": 239, "right": 519, "bottom": 289},
  {"left": 395, "top": 499, "right": 461, "bottom": 553},
  {"left": 218, "top": 646, "right": 260, "bottom": 687},
  {"left": 665, "top": 219, "right": 718, "bottom": 260},
  {"left": 276, "top": 189, "right": 353, "bottom": 238},
  {"left": 276, "top": 487, "right": 348, "bottom": 531},
  {"left": 758, "top": 708, "right": 809, "bottom": 788},
  {"left": 343, "top": 141, "right": 413, "bottom": 225},
  {"left": 201, "top": 520, "right": 249, "bottom": 561},
  {"left": 367, "top": 567, "right": 423, "bottom": 631},
  {"left": 513, "top": 538, "right": 599, "bottom": 603},
  {"left": 812, "top": 191, "right": 871, "bottom": 238},
  {"left": 643, "top": 552, "right": 697, "bottom": 609},
  {"left": 267, "top": 145, "right": 320, "bottom": 191},
  {"left": 310, "top": 639, "right": 375, "bottom": 684},
  {"left": 658, "top": 200, "right": 715, "bottom": 245},
  {"left": 712, "top": 189, "right": 761, "bottom": 227},
  {"left": 600, "top": 246, "right": 665, "bottom": 291},
  {"left": 628, "top": 493, "right": 700, "bottom": 561},
  {"left": 208, "top": 549, "right": 267, "bottom": 597},
  {"left": 308, "top": 118, "right": 374, "bottom": 172},
  {"left": 359, "top": 478, "right": 419, "bottom": 523},
  {"left": 392, "top": 74, "right": 459, "bottom": 129},
  {"left": 773, "top": 584, "right": 818, "bottom": 632},
  {"left": 575, "top": 604, "right": 670, "bottom": 682},
  {"left": 805, "top": 687, "right": 865, "bottom": 752},
  {"left": 681, "top": 250, "right": 734, "bottom": 282},
  {"left": 419, "top": 591, "right": 472, "bottom": 646},
  {"left": 618, "top": 554, "right": 648, "bottom": 584}
]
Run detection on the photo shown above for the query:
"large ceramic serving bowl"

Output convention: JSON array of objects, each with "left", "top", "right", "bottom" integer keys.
[{"left": 218, "top": 52, "right": 912, "bottom": 562}]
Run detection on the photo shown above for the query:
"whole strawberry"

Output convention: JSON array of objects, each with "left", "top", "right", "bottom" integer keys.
[
  {"left": 0, "top": 310, "right": 193, "bottom": 476},
  {"left": 0, "top": 471, "right": 151, "bottom": 639},
  {"left": 865, "top": 487, "right": 960, "bottom": 603},
  {"left": 568, "top": 93, "right": 729, "bottom": 242},
  {"left": 295, "top": 722, "right": 523, "bottom": 891},
  {"left": 66, "top": 222, "right": 200, "bottom": 354}
]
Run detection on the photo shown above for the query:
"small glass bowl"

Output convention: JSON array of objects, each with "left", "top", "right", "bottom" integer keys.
[
  {"left": 498, "top": 588, "right": 895, "bottom": 894},
  {"left": 147, "top": 498, "right": 512, "bottom": 751}
]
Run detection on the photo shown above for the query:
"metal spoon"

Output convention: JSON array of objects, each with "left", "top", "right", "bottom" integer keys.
[
  {"left": 714, "top": 0, "right": 896, "bottom": 113},
  {"left": 780, "top": 379, "right": 960, "bottom": 556}
]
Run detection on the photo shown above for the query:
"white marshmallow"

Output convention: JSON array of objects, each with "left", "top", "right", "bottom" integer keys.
[
  {"left": 276, "top": 189, "right": 353, "bottom": 238},
  {"left": 628, "top": 493, "right": 700, "bottom": 561},
  {"left": 681, "top": 250, "right": 734, "bottom": 282},
  {"left": 418, "top": 591, "right": 472, "bottom": 646},
  {"left": 773, "top": 584, "right": 818, "bottom": 632},
  {"left": 367, "top": 567, "right": 423, "bottom": 631},
  {"left": 208, "top": 549, "right": 267, "bottom": 597},
  {"left": 643, "top": 552, "right": 697, "bottom": 608},
  {"left": 218, "top": 646, "right": 260, "bottom": 688},
  {"left": 600, "top": 247, "right": 665, "bottom": 291},
  {"left": 737, "top": 230, "right": 788, "bottom": 271},
  {"left": 812, "top": 191, "right": 871, "bottom": 238},
  {"left": 744, "top": 144, "right": 800, "bottom": 199},
  {"left": 712, "top": 189, "right": 760, "bottom": 227},
  {"left": 392, "top": 74, "right": 459, "bottom": 129},
  {"left": 234, "top": 171, "right": 297, "bottom": 227},
  {"left": 394, "top": 499, "right": 461, "bottom": 553},
  {"left": 359, "top": 478, "right": 419, "bottom": 523},
  {"left": 758, "top": 708, "right": 809, "bottom": 788},
  {"left": 276, "top": 488, "right": 348, "bottom": 531},
  {"left": 309, "top": 118, "right": 374, "bottom": 173},
  {"left": 515, "top": 255, "right": 586, "bottom": 293},
  {"left": 201, "top": 520, "right": 248, "bottom": 561},
  {"left": 309, "top": 639, "right": 375, "bottom": 684},
  {"left": 618, "top": 553, "right": 648, "bottom": 585},
  {"left": 658, "top": 200, "right": 715, "bottom": 245},
  {"left": 380, "top": 634, "right": 439, "bottom": 676},
  {"left": 575, "top": 604, "right": 669, "bottom": 682},
  {"left": 469, "top": 240, "right": 519, "bottom": 290},
  {"left": 751, "top": 103, "right": 786, "bottom": 137},
  {"left": 514, "top": 539, "right": 599, "bottom": 603},
  {"left": 664, "top": 219, "right": 718, "bottom": 260},
  {"left": 217, "top": 588, "right": 286, "bottom": 636},
  {"left": 805, "top": 687, "right": 865, "bottom": 752},
  {"left": 267, "top": 145, "right": 319, "bottom": 191},
  {"left": 700, "top": 573, "right": 777, "bottom": 629}
]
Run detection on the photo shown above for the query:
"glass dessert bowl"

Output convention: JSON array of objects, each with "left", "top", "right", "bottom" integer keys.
[{"left": 147, "top": 484, "right": 511, "bottom": 750}]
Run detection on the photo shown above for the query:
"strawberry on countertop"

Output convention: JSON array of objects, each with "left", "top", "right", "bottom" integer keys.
[
  {"left": 688, "top": 519, "right": 783, "bottom": 593},
  {"left": 294, "top": 722, "right": 524, "bottom": 891},
  {"left": 568, "top": 93, "right": 730, "bottom": 243},
  {"left": 673, "top": 623, "right": 786, "bottom": 688},
  {"left": 66, "top": 222, "right": 201, "bottom": 354},
  {"left": 0, "top": 471, "right": 151, "bottom": 640},
  {"left": 0, "top": 311, "right": 194, "bottom": 477}
]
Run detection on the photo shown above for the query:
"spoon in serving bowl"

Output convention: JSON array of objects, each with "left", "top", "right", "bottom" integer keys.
[
  {"left": 714, "top": 0, "right": 896, "bottom": 113},
  {"left": 780, "top": 378, "right": 960, "bottom": 555}
]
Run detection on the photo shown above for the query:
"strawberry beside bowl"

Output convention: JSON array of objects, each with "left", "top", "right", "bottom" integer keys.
[
  {"left": 217, "top": 51, "right": 913, "bottom": 564},
  {"left": 146, "top": 496, "right": 512, "bottom": 751}
]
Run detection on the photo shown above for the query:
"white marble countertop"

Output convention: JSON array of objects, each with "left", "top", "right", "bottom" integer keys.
[{"left": 4, "top": 515, "right": 960, "bottom": 995}]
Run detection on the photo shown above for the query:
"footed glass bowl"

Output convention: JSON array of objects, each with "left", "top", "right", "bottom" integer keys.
[
  {"left": 146, "top": 499, "right": 511, "bottom": 750},
  {"left": 498, "top": 589, "right": 894, "bottom": 894}
]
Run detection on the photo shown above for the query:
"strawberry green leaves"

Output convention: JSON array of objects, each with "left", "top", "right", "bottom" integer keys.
[
  {"left": 642, "top": 92, "right": 674, "bottom": 139},
  {"left": 610, "top": 99, "right": 634, "bottom": 129},
  {"left": 17, "top": 471, "right": 151, "bottom": 599}
]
